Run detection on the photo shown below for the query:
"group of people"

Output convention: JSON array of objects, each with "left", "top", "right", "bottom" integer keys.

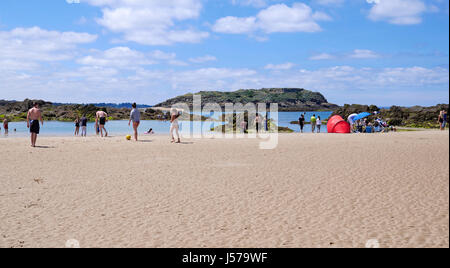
[
  {"left": 16, "top": 102, "right": 450, "bottom": 147},
  {"left": 298, "top": 113, "right": 322, "bottom": 133},
  {"left": 352, "top": 118, "right": 390, "bottom": 133},
  {"left": 24, "top": 102, "right": 167, "bottom": 147},
  {"left": 239, "top": 113, "right": 270, "bottom": 134}
]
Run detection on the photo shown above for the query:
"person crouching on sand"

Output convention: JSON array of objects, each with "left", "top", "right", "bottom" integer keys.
[
  {"left": 27, "top": 102, "right": 44, "bottom": 147},
  {"left": 96, "top": 108, "right": 108, "bottom": 137},
  {"left": 170, "top": 108, "right": 181, "bottom": 143},
  {"left": 128, "top": 103, "right": 141, "bottom": 141}
]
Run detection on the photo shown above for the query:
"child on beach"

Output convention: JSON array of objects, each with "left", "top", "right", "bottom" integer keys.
[
  {"left": 316, "top": 116, "right": 322, "bottom": 133},
  {"left": 3, "top": 118, "right": 8, "bottom": 135}
]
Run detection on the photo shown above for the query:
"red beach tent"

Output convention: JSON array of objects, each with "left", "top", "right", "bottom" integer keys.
[{"left": 327, "top": 115, "right": 351, "bottom": 134}]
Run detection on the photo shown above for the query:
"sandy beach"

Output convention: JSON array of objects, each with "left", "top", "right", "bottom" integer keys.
[{"left": 0, "top": 131, "right": 448, "bottom": 248}]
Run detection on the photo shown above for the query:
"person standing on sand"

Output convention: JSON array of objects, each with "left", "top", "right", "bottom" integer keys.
[
  {"left": 443, "top": 110, "right": 447, "bottom": 129},
  {"left": 96, "top": 108, "right": 108, "bottom": 137},
  {"left": 81, "top": 115, "right": 88, "bottom": 137},
  {"left": 240, "top": 120, "right": 248, "bottom": 134},
  {"left": 170, "top": 108, "right": 181, "bottom": 143},
  {"left": 27, "top": 102, "right": 44, "bottom": 147},
  {"left": 316, "top": 116, "right": 322, "bottom": 133},
  {"left": 128, "top": 103, "right": 141, "bottom": 141},
  {"left": 298, "top": 114, "right": 305, "bottom": 133},
  {"left": 74, "top": 116, "right": 80, "bottom": 136},
  {"left": 254, "top": 114, "right": 262, "bottom": 133},
  {"left": 310, "top": 114, "right": 317, "bottom": 133},
  {"left": 3, "top": 118, "right": 8, "bottom": 135}
]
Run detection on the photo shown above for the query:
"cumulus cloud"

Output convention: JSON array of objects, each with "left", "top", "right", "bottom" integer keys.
[
  {"left": 189, "top": 55, "right": 217, "bottom": 64},
  {"left": 2, "top": 61, "right": 448, "bottom": 106},
  {"left": 77, "top": 47, "right": 190, "bottom": 68},
  {"left": 309, "top": 49, "right": 380, "bottom": 60},
  {"left": 367, "top": 0, "right": 428, "bottom": 25},
  {"left": 314, "top": 0, "right": 346, "bottom": 6},
  {"left": 0, "top": 27, "right": 97, "bottom": 72},
  {"left": 264, "top": 62, "right": 296, "bottom": 70},
  {"left": 213, "top": 3, "right": 331, "bottom": 35},
  {"left": 231, "top": 0, "right": 269, "bottom": 8},
  {"left": 85, "top": 0, "right": 209, "bottom": 45},
  {"left": 0, "top": 27, "right": 97, "bottom": 62}
]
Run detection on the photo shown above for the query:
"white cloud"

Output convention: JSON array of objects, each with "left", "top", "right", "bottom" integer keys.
[
  {"left": 85, "top": 0, "right": 209, "bottom": 45},
  {"left": 349, "top": 49, "right": 380, "bottom": 59},
  {"left": 189, "top": 55, "right": 217, "bottom": 63},
  {"left": 309, "top": 53, "right": 336, "bottom": 60},
  {"left": 77, "top": 47, "right": 190, "bottom": 68},
  {"left": 314, "top": 0, "right": 345, "bottom": 6},
  {"left": 76, "top": 47, "right": 157, "bottom": 68},
  {"left": 367, "top": 0, "right": 428, "bottom": 25},
  {"left": 0, "top": 27, "right": 97, "bottom": 62},
  {"left": 231, "top": 0, "right": 268, "bottom": 8},
  {"left": 213, "top": 3, "right": 331, "bottom": 35},
  {"left": 264, "top": 62, "right": 296, "bottom": 70},
  {"left": 2, "top": 61, "right": 448, "bottom": 106},
  {"left": 310, "top": 49, "right": 380, "bottom": 60}
]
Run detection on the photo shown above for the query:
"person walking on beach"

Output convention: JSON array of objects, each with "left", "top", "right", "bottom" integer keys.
[
  {"left": 3, "top": 118, "right": 8, "bottom": 135},
  {"left": 316, "top": 116, "right": 322, "bottom": 133},
  {"left": 27, "top": 102, "right": 44, "bottom": 147},
  {"left": 81, "top": 115, "right": 88, "bottom": 137},
  {"left": 170, "top": 108, "right": 181, "bottom": 143},
  {"left": 310, "top": 114, "right": 317, "bottom": 133},
  {"left": 298, "top": 114, "right": 305, "bottom": 133},
  {"left": 74, "top": 116, "right": 80, "bottom": 136},
  {"left": 96, "top": 108, "right": 108, "bottom": 137},
  {"left": 128, "top": 103, "right": 141, "bottom": 141}
]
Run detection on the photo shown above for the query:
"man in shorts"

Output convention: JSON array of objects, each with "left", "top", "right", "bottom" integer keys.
[{"left": 27, "top": 102, "right": 44, "bottom": 147}]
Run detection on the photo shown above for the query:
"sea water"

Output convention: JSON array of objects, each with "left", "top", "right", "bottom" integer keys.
[{"left": 0, "top": 111, "right": 333, "bottom": 137}]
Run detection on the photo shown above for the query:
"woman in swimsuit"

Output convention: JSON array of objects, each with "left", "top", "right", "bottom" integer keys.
[{"left": 74, "top": 116, "right": 80, "bottom": 136}]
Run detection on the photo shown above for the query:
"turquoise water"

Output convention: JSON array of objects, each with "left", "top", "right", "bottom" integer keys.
[{"left": 0, "top": 111, "right": 333, "bottom": 137}]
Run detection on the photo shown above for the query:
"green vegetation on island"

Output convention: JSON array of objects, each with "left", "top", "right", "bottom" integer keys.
[
  {"left": 332, "top": 104, "right": 449, "bottom": 128},
  {"left": 155, "top": 88, "right": 339, "bottom": 112}
]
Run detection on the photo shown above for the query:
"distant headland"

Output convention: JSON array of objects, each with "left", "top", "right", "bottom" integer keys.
[{"left": 154, "top": 88, "right": 339, "bottom": 112}]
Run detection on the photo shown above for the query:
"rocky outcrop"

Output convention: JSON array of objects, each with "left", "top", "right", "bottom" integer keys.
[
  {"left": 154, "top": 88, "right": 339, "bottom": 112},
  {"left": 0, "top": 99, "right": 169, "bottom": 122},
  {"left": 332, "top": 104, "right": 449, "bottom": 128}
]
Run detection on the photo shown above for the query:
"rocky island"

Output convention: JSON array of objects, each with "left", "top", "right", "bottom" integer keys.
[{"left": 154, "top": 88, "right": 339, "bottom": 112}]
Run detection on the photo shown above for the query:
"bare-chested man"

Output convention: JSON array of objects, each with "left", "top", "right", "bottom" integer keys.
[
  {"left": 96, "top": 108, "right": 108, "bottom": 137},
  {"left": 27, "top": 102, "right": 44, "bottom": 147}
]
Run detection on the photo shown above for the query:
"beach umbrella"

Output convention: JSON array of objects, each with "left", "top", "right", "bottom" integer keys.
[
  {"left": 352, "top": 112, "right": 372, "bottom": 122},
  {"left": 348, "top": 113, "right": 358, "bottom": 124}
]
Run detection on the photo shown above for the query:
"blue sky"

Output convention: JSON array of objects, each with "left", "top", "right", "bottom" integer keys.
[{"left": 0, "top": 0, "right": 448, "bottom": 106}]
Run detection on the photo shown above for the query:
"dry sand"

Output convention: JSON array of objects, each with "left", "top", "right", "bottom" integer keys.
[{"left": 0, "top": 131, "right": 448, "bottom": 248}]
